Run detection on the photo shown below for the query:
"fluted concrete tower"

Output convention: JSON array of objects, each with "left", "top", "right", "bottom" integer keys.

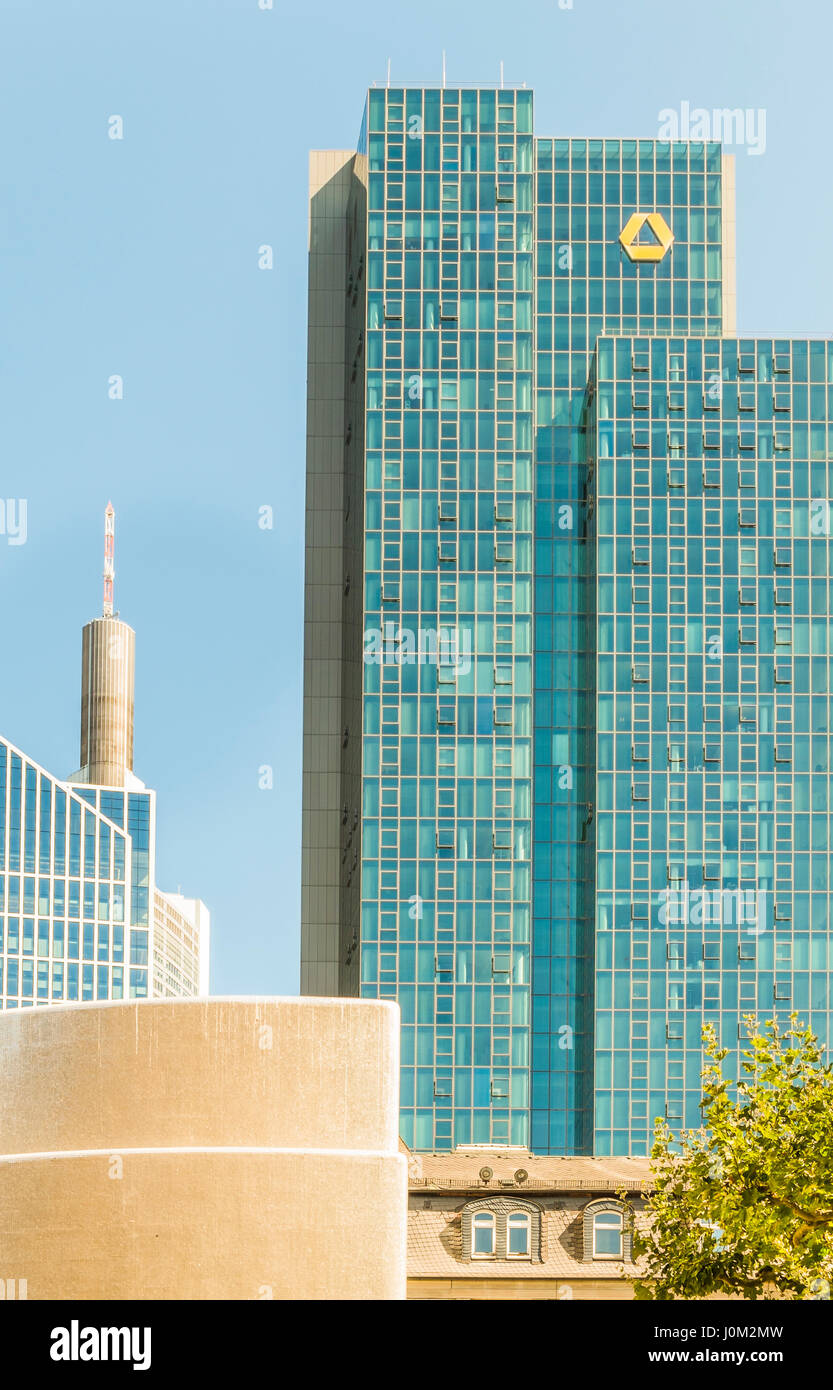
[{"left": 77, "top": 503, "right": 136, "bottom": 786}]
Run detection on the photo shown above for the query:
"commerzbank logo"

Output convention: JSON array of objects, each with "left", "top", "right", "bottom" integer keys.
[{"left": 619, "top": 212, "right": 674, "bottom": 263}]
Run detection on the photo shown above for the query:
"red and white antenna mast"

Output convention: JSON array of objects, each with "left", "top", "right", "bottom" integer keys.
[{"left": 103, "top": 502, "right": 115, "bottom": 617}]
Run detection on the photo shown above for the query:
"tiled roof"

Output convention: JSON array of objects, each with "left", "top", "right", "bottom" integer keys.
[
  {"left": 407, "top": 1149, "right": 654, "bottom": 1193},
  {"left": 404, "top": 1149, "right": 654, "bottom": 1280}
]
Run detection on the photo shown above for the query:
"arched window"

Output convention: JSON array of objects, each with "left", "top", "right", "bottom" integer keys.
[
  {"left": 582, "top": 1199, "right": 632, "bottom": 1263},
  {"left": 506, "top": 1211, "right": 531, "bottom": 1258},
  {"left": 593, "top": 1210, "right": 623, "bottom": 1259},
  {"left": 471, "top": 1211, "right": 496, "bottom": 1258}
]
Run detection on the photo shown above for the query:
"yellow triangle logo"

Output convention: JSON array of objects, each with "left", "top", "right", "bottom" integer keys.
[{"left": 619, "top": 212, "right": 674, "bottom": 263}]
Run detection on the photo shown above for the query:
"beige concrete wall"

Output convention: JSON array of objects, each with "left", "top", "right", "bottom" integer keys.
[
  {"left": 0, "top": 998, "right": 407, "bottom": 1300},
  {"left": 301, "top": 151, "right": 355, "bottom": 996}
]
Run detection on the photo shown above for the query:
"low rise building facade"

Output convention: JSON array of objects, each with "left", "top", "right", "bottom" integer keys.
[{"left": 407, "top": 1148, "right": 652, "bottom": 1299}]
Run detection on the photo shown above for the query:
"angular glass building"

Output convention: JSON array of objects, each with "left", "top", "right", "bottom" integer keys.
[
  {"left": 301, "top": 85, "right": 832, "bottom": 1155},
  {"left": 0, "top": 736, "right": 136, "bottom": 1006}
]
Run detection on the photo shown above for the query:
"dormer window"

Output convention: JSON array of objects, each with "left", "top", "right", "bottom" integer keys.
[
  {"left": 593, "top": 1210, "right": 623, "bottom": 1258},
  {"left": 461, "top": 1198, "right": 542, "bottom": 1263},
  {"left": 581, "top": 1199, "right": 633, "bottom": 1263}
]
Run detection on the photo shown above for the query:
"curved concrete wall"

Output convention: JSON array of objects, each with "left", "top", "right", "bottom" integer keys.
[{"left": 0, "top": 998, "right": 406, "bottom": 1300}]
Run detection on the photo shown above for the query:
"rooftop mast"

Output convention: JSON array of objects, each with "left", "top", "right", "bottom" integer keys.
[
  {"left": 79, "top": 501, "right": 135, "bottom": 784},
  {"left": 103, "top": 502, "right": 115, "bottom": 617}
]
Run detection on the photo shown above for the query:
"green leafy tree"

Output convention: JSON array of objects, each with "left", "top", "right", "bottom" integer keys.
[{"left": 633, "top": 1015, "right": 833, "bottom": 1300}]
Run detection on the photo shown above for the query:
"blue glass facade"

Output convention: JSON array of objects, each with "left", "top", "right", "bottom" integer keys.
[
  {"left": 588, "top": 335, "right": 833, "bottom": 1154},
  {"left": 74, "top": 786, "right": 155, "bottom": 1001},
  {"left": 530, "top": 137, "right": 725, "bottom": 1153},
  {"left": 305, "top": 85, "right": 833, "bottom": 1154},
  {"left": 0, "top": 736, "right": 141, "bottom": 1007},
  {"left": 360, "top": 87, "right": 534, "bottom": 1151}
]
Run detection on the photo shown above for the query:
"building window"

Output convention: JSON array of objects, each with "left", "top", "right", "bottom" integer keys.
[
  {"left": 507, "top": 1212, "right": 531, "bottom": 1258},
  {"left": 461, "top": 1198, "right": 542, "bottom": 1262},
  {"left": 582, "top": 1200, "right": 632, "bottom": 1263},
  {"left": 472, "top": 1212, "right": 496, "bottom": 1258},
  {"left": 593, "top": 1211, "right": 623, "bottom": 1259}
]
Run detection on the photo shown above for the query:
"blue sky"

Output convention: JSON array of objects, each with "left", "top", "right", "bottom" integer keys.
[{"left": 1, "top": 0, "right": 830, "bottom": 995}]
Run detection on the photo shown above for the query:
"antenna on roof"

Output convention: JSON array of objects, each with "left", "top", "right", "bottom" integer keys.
[
  {"left": 500, "top": 61, "right": 504, "bottom": 89},
  {"left": 386, "top": 57, "right": 391, "bottom": 88},
  {"left": 103, "top": 502, "right": 115, "bottom": 617},
  {"left": 442, "top": 50, "right": 446, "bottom": 87}
]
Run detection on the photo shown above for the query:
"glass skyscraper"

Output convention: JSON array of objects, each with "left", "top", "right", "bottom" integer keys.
[
  {"left": 301, "top": 84, "right": 832, "bottom": 1156},
  {"left": 0, "top": 513, "right": 209, "bottom": 1010}
]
